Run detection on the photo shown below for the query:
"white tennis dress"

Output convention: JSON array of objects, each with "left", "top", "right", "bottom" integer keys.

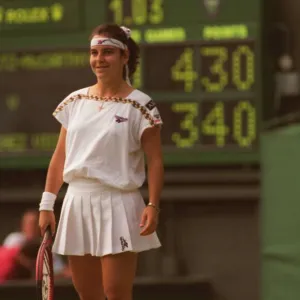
[{"left": 51, "top": 87, "right": 162, "bottom": 256}]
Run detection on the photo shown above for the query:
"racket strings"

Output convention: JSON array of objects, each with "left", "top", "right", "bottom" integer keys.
[
  {"left": 42, "top": 250, "right": 51, "bottom": 300},
  {"left": 43, "top": 251, "right": 51, "bottom": 275}
]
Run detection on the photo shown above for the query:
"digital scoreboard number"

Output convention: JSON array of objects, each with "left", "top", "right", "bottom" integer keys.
[
  {"left": 143, "top": 41, "right": 255, "bottom": 93},
  {"left": 140, "top": 40, "right": 258, "bottom": 151},
  {"left": 158, "top": 99, "right": 256, "bottom": 150},
  {"left": 107, "top": 0, "right": 164, "bottom": 26},
  {"left": 199, "top": 42, "right": 255, "bottom": 93}
]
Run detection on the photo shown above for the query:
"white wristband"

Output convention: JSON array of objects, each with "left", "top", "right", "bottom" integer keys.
[{"left": 39, "top": 192, "right": 57, "bottom": 211}]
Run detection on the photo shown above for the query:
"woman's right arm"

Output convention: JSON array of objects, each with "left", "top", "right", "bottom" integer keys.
[
  {"left": 44, "top": 126, "right": 67, "bottom": 195},
  {"left": 39, "top": 126, "right": 67, "bottom": 235}
]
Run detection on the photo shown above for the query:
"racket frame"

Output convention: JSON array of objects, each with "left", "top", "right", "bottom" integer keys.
[{"left": 36, "top": 226, "right": 54, "bottom": 300}]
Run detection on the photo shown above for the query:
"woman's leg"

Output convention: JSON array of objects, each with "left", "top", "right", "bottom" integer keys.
[
  {"left": 68, "top": 255, "right": 105, "bottom": 300},
  {"left": 101, "top": 252, "right": 138, "bottom": 300}
]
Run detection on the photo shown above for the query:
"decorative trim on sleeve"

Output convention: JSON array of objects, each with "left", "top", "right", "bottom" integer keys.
[{"left": 53, "top": 94, "right": 157, "bottom": 126}]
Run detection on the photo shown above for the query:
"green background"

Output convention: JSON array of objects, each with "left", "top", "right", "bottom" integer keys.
[{"left": 261, "top": 124, "right": 300, "bottom": 300}]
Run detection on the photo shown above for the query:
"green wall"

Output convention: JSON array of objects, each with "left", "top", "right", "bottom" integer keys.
[{"left": 261, "top": 124, "right": 300, "bottom": 300}]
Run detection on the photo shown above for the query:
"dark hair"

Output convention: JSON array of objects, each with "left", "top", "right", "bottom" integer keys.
[{"left": 89, "top": 23, "right": 140, "bottom": 81}]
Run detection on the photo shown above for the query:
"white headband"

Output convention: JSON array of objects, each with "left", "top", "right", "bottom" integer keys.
[
  {"left": 90, "top": 38, "right": 127, "bottom": 49},
  {"left": 90, "top": 26, "right": 131, "bottom": 49}
]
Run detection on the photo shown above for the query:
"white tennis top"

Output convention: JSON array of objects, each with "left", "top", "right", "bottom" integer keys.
[{"left": 53, "top": 87, "right": 163, "bottom": 190}]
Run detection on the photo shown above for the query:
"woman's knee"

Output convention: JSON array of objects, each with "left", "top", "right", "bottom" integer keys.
[{"left": 101, "top": 252, "right": 137, "bottom": 300}]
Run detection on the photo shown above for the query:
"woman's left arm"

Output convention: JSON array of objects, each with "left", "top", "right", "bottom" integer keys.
[
  {"left": 140, "top": 126, "right": 164, "bottom": 235},
  {"left": 142, "top": 126, "right": 164, "bottom": 207}
]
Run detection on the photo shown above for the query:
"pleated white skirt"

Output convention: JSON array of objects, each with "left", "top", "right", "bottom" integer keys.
[{"left": 52, "top": 178, "right": 161, "bottom": 256}]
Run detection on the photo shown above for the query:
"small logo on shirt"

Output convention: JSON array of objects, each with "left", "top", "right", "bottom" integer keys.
[
  {"left": 115, "top": 115, "right": 128, "bottom": 123},
  {"left": 145, "top": 100, "right": 156, "bottom": 111},
  {"left": 120, "top": 236, "right": 128, "bottom": 251}
]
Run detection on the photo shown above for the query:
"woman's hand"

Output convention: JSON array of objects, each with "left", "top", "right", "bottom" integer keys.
[
  {"left": 39, "top": 211, "right": 56, "bottom": 236},
  {"left": 140, "top": 206, "right": 159, "bottom": 236}
]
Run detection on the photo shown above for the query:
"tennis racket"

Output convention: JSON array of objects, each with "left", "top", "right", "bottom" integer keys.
[{"left": 36, "top": 226, "right": 54, "bottom": 300}]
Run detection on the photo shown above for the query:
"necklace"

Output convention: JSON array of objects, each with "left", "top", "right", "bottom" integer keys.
[
  {"left": 92, "top": 89, "right": 121, "bottom": 112},
  {"left": 98, "top": 100, "right": 105, "bottom": 111}
]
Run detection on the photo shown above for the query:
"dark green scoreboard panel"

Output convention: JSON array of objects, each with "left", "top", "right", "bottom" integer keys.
[{"left": 0, "top": 0, "right": 262, "bottom": 168}]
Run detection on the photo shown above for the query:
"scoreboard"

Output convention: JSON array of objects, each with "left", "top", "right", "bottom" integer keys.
[{"left": 0, "top": 0, "right": 262, "bottom": 168}]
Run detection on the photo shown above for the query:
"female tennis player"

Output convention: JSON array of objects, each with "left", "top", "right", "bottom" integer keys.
[{"left": 38, "top": 23, "right": 164, "bottom": 300}]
